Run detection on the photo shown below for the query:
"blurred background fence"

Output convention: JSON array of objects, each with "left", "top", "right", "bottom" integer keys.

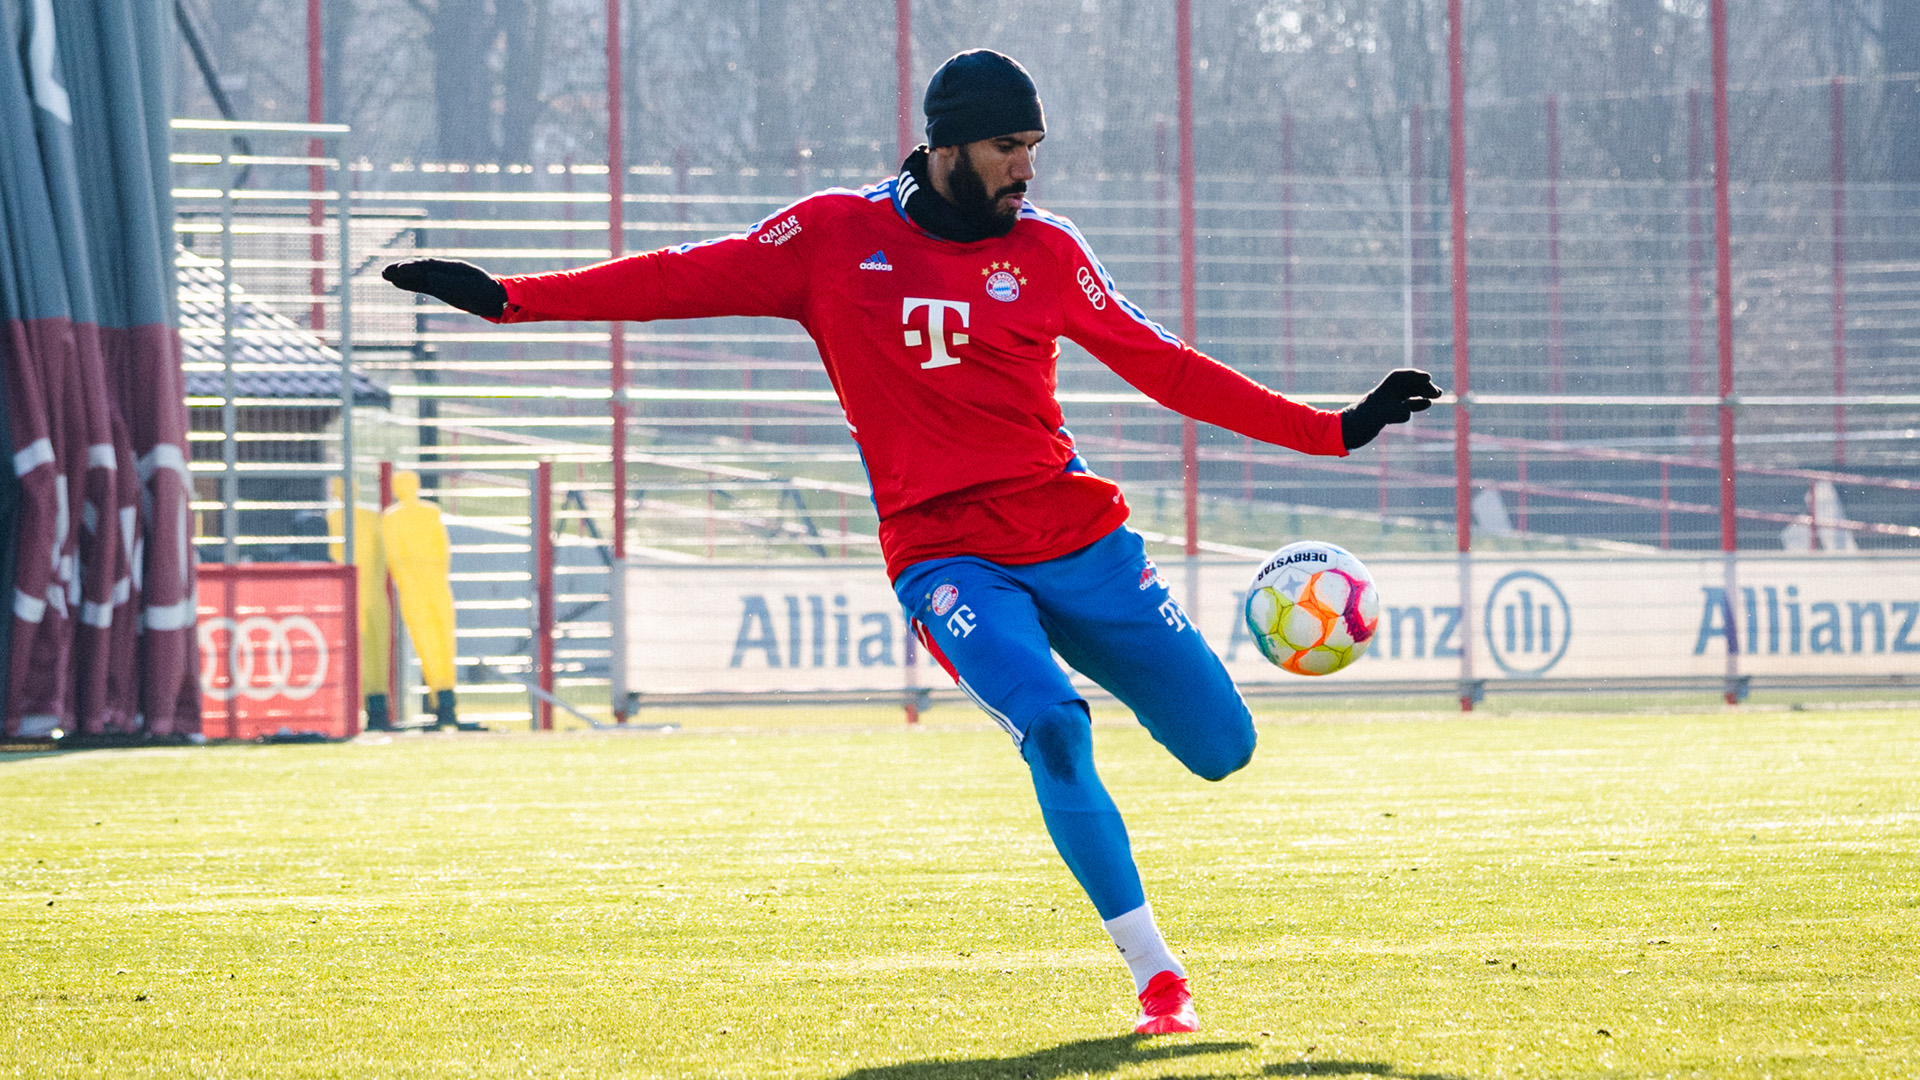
[{"left": 170, "top": 53, "right": 1920, "bottom": 725}]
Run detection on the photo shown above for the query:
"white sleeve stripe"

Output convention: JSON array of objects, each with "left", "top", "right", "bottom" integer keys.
[
  {"left": 144, "top": 598, "right": 197, "bottom": 631},
  {"left": 14, "top": 437, "right": 54, "bottom": 477},
  {"left": 137, "top": 444, "right": 192, "bottom": 486},
  {"left": 14, "top": 588, "right": 47, "bottom": 624},
  {"left": 1111, "top": 293, "right": 1183, "bottom": 347},
  {"left": 1025, "top": 210, "right": 1184, "bottom": 347}
]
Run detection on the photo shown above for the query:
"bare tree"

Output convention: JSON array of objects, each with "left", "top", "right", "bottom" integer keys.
[
  {"left": 499, "top": 0, "right": 552, "bottom": 164},
  {"left": 1594, "top": 0, "right": 1675, "bottom": 181},
  {"left": 1887, "top": 0, "right": 1920, "bottom": 183},
  {"left": 404, "top": 0, "right": 552, "bottom": 163},
  {"left": 1484, "top": 0, "right": 1546, "bottom": 177}
]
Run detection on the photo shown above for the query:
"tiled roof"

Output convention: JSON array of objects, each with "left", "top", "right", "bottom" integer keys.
[{"left": 178, "top": 258, "right": 391, "bottom": 407}]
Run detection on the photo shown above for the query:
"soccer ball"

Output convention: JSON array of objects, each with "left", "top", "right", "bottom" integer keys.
[{"left": 1244, "top": 541, "right": 1381, "bottom": 676}]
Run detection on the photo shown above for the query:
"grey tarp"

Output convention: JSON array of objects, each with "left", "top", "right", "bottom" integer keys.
[{"left": 1, "top": 0, "right": 197, "bottom": 736}]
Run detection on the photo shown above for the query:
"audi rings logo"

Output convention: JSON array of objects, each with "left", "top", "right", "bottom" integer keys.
[
  {"left": 1075, "top": 266, "right": 1108, "bottom": 310},
  {"left": 198, "top": 615, "right": 330, "bottom": 701}
]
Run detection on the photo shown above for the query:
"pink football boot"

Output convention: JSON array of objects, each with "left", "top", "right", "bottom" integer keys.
[{"left": 1134, "top": 970, "right": 1199, "bottom": 1034}]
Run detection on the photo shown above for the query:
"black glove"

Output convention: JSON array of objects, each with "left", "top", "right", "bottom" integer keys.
[
  {"left": 1340, "top": 368, "right": 1444, "bottom": 450},
  {"left": 382, "top": 258, "right": 508, "bottom": 319}
]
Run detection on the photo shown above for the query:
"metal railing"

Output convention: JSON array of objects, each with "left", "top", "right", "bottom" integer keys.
[
  {"left": 172, "top": 119, "right": 359, "bottom": 563},
  {"left": 173, "top": 111, "right": 1920, "bottom": 722}
]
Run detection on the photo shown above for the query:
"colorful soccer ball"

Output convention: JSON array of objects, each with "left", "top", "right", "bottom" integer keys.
[{"left": 1244, "top": 541, "right": 1381, "bottom": 676}]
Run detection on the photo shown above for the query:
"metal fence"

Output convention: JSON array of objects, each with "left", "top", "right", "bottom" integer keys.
[{"left": 172, "top": 84, "right": 1920, "bottom": 722}]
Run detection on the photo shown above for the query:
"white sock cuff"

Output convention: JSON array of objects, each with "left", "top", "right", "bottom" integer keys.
[
  {"left": 1101, "top": 902, "right": 1160, "bottom": 944},
  {"left": 1102, "top": 902, "right": 1185, "bottom": 992}
]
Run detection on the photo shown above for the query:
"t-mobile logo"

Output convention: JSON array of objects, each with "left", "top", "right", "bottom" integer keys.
[{"left": 901, "top": 297, "right": 970, "bottom": 370}]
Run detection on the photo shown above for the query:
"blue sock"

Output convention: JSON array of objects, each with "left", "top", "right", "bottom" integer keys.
[{"left": 1022, "top": 702, "right": 1146, "bottom": 920}]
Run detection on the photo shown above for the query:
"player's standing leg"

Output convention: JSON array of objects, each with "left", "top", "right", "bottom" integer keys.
[{"left": 1012, "top": 526, "right": 1256, "bottom": 1034}]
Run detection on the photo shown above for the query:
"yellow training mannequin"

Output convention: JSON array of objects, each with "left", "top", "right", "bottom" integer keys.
[
  {"left": 327, "top": 478, "right": 391, "bottom": 710},
  {"left": 380, "top": 470, "right": 458, "bottom": 696}
]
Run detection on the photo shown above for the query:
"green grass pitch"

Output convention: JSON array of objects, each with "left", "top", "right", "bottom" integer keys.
[{"left": 3, "top": 702, "right": 1917, "bottom": 1079}]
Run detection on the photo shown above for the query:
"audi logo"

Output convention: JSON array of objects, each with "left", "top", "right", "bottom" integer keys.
[
  {"left": 1075, "top": 266, "right": 1107, "bottom": 310},
  {"left": 198, "top": 615, "right": 330, "bottom": 702}
]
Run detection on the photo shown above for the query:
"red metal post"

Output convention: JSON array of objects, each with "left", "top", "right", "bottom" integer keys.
[
  {"left": 1177, "top": 0, "right": 1199, "bottom": 560},
  {"left": 1712, "top": 1, "right": 1735, "bottom": 556},
  {"left": 1264, "top": 111, "right": 1294, "bottom": 508},
  {"left": 1157, "top": 118, "right": 1170, "bottom": 318},
  {"left": 896, "top": 0, "right": 914, "bottom": 161},
  {"left": 1830, "top": 75, "right": 1848, "bottom": 466},
  {"left": 607, "top": 1, "right": 627, "bottom": 562},
  {"left": 608, "top": 0, "right": 630, "bottom": 722},
  {"left": 562, "top": 159, "right": 578, "bottom": 362},
  {"left": 1711, "top": 0, "right": 1740, "bottom": 702},
  {"left": 1378, "top": 431, "right": 1390, "bottom": 519},
  {"left": 742, "top": 368, "right": 755, "bottom": 443},
  {"left": 307, "top": 0, "right": 325, "bottom": 332},
  {"left": 340, "top": 565, "right": 362, "bottom": 738},
  {"left": 1147, "top": 118, "right": 1168, "bottom": 480},
  {"left": 379, "top": 461, "right": 399, "bottom": 721},
  {"left": 1659, "top": 461, "right": 1671, "bottom": 549},
  {"left": 1281, "top": 112, "right": 1296, "bottom": 394},
  {"left": 1687, "top": 89, "right": 1707, "bottom": 448},
  {"left": 1448, "top": 0, "right": 1474, "bottom": 712},
  {"left": 1808, "top": 479, "right": 1823, "bottom": 551},
  {"left": 903, "top": 625, "right": 920, "bottom": 725},
  {"left": 534, "top": 462, "right": 555, "bottom": 731},
  {"left": 1394, "top": 104, "right": 1418, "bottom": 535},
  {"left": 1546, "top": 93, "right": 1564, "bottom": 440},
  {"left": 1516, "top": 448, "right": 1528, "bottom": 532},
  {"left": 1409, "top": 104, "right": 1424, "bottom": 373}
]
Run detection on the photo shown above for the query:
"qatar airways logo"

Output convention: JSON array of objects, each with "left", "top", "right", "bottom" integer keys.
[
  {"left": 757, "top": 214, "right": 802, "bottom": 245},
  {"left": 902, "top": 297, "right": 970, "bottom": 370}
]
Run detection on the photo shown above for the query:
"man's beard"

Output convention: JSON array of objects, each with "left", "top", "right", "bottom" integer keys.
[{"left": 948, "top": 149, "right": 1025, "bottom": 238}]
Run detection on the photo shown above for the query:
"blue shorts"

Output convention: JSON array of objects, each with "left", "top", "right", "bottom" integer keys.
[{"left": 893, "top": 526, "right": 1254, "bottom": 779}]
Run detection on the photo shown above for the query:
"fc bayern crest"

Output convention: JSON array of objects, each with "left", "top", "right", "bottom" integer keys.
[
  {"left": 985, "top": 271, "right": 1020, "bottom": 302},
  {"left": 930, "top": 583, "right": 960, "bottom": 616}
]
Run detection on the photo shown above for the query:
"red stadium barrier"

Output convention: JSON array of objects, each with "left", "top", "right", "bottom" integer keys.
[{"left": 197, "top": 564, "right": 360, "bottom": 740}]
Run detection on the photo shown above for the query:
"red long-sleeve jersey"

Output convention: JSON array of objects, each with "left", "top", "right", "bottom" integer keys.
[{"left": 495, "top": 174, "right": 1346, "bottom": 577}]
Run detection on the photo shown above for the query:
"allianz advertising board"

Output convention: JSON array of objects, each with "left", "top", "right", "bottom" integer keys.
[{"left": 624, "top": 555, "right": 1920, "bottom": 695}]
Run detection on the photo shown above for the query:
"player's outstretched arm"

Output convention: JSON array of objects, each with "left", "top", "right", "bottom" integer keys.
[
  {"left": 382, "top": 258, "right": 508, "bottom": 319},
  {"left": 383, "top": 202, "right": 817, "bottom": 326},
  {"left": 1339, "top": 368, "right": 1444, "bottom": 451}
]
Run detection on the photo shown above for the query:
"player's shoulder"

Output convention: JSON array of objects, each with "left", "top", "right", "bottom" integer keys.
[
  {"left": 740, "top": 177, "right": 904, "bottom": 243},
  {"left": 744, "top": 178, "right": 894, "bottom": 228},
  {"left": 1015, "top": 204, "right": 1097, "bottom": 259},
  {"left": 722, "top": 179, "right": 899, "bottom": 254},
  {"left": 796, "top": 177, "right": 905, "bottom": 223}
]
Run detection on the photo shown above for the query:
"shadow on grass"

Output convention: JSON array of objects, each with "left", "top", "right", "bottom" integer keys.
[
  {"left": 835, "top": 1033, "right": 1254, "bottom": 1080},
  {"left": 1266, "top": 1062, "right": 1469, "bottom": 1079}
]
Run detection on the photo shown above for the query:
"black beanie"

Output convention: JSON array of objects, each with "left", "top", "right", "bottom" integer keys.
[{"left": 923, "top": 50, "right": 1046, "bottom": 148}]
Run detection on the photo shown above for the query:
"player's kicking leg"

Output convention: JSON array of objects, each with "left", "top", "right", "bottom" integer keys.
[
  {"left": 1028, "top": 526, "right": 1258, "bottom": 784},
  {"left": 894, "top": 555, "right": 1198, "bottom": 1034}
]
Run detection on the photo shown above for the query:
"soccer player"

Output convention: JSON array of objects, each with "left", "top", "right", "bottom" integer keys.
[{"left": 385, "top": 49, "right": 1441, "bottom": 1034}]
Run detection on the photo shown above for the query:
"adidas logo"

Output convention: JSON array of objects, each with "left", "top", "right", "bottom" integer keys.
[{"left": 859, "top": 250, "right": 894, "bottom": 271}]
